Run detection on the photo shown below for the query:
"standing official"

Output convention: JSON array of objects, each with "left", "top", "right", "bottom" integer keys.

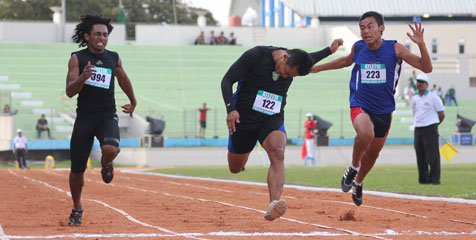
[
  {"left": 13, "top": 129, "right": 28, "bottom": 169},
  {"left": 411, "top": 73, "right": 445, "bottom": 184}
]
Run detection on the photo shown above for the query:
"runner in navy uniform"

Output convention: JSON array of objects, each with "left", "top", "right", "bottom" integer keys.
[
  {"left": 312, "top": 11, "right": 432, "bottom": 206},
  {"left": 65, "top": 14, "right": 136, "bottom": 226},
  {"left": 221, "top": 39, "right": 343, "bottom": 221}
]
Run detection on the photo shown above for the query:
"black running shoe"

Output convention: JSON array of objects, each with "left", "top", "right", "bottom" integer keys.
[
  {"left": 341, "top": 166, "right": 358, "bottom": 192},
  {"left": 101, "top": 157, "right": 114, "bottom": 184},
  {"left": 68, "top": 208, "right": 83, "bottom": 226},
  {"left": 352, "top": 182, "right": 363, "bottom": 206}
]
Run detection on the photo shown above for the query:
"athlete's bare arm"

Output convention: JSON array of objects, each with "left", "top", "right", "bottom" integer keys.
[
  {"left": 116, "top": 56, "right": 137, "bottom": 117},
  {"left": 65, "top": 55, "right": 96, "bottom": 98},
  {"left": 396, "top": 21, "right": 433, "bottom": 73},
  {"left": 311, "top": 45, "right": 355, "bottom": 74}
]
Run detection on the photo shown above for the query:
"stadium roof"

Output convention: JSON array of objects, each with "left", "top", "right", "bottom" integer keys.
[{"left": 280, "top": 0, "right": 476, "bottom": 17}]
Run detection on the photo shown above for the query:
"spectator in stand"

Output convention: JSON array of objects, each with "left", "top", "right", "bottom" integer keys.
[
  {"left": 217, "top": 31, "right": 228, "bottom": 45},
  {"left": 209, "top": 30, "right": 218, "bottom": 45},
  {"left": 36, "top": 114, "right": 52, "bottom": 139},
  {"left": 445, "top": 85, "right": 458, "bottom": 106},
  {"left": 194, "top": 31, "right": 205, "bottom": 45},
  {"left": 229, "top": 32, "right": 237, "bottom": 45}
]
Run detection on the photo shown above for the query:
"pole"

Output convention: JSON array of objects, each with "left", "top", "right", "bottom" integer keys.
[{"left": 61, "top": 0, "right": 66, "bottom": 42}]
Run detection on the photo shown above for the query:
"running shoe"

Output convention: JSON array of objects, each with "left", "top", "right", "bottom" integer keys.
[
  {"left": 101, "top": 157, "right": 114, "bottom": 184},
  {"left": 264, "top": 199, "right": 287, "bottom": 221},
  {"left": 341, "top": 166, "right": 358, "bottom": 192},
  {"left": 68, "top": 208, "right": 83, "bottom": 226},
  {"left": 352, "top": 182, "right": 363, "bottom": 206}
]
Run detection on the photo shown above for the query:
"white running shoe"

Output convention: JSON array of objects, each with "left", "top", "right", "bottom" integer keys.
[{"left": 264, "top": 200, "right": 287, "bottom": 221}]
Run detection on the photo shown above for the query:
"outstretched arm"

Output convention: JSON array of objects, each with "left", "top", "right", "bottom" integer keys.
[
  {"left": 396, "top": 21, "right": 432, "bottom": 73},
  {"left": 311, "top": 44, "right": 355, "bottom": 73},
  {"left": 116, "top": 57, "right": 137, "bottom": 117},
  {"left": 309, "top": 38, "right": 344, "bottom": 64}
]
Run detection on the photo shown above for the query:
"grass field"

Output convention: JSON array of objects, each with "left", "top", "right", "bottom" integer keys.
[
  {"left": 150, "top": 164, "right": 476, "bottom": 200},
  {"left": 1, "top": 42, "right": 475, "bottom": 140}
]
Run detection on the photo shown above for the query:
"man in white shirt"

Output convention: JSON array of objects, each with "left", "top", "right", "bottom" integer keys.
[
  {"left": 13, "top": 129, "right": 28, "bottom": 169},
  {"left": 411, "top": 73, "right": 445, "bottom": 184}
]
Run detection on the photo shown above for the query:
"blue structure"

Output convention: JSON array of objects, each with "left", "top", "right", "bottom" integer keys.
[{"left": 260, "top": 0, "right": 308, "bottom": 28}]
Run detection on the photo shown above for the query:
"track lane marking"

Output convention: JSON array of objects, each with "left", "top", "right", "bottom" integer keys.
[{"left": 7, "top": 170, "right": 208, "bottom": 240}]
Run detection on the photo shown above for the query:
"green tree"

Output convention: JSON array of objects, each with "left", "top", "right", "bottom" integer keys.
[
  {"left": 0, "top": 0, "right": 218, "bottom": 39},
  {"left": 0, "top": 0, "right": 60, "bottom": 20}
]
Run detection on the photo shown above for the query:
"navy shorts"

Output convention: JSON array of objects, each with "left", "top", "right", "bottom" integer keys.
[
  {"left": 70, "top": 112, "right": 120, "bottom": 173},
  {"left": 228, "top": 114, "right": 286, "bottom": 154}
]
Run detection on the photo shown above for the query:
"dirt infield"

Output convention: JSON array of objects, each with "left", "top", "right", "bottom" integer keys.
[{"left": 1, "top": 168, "right": 475, "bottom": 240}]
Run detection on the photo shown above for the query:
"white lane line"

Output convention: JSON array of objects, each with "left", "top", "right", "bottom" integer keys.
[
  {"left": 79, "top": 176, "right": 386, "bottom": 239},
  {"left": 125, "top": 170, "right": 476, "bottom": 227},
  {"left": 0, "top": 224, "right": 9, "bottom": 240},
  {"left": 126, "top": 171, "right": 476, "bottom": 205},
  {"left": 2, "top": 230, "right": 476, "bottom": 239},
  {"left": 54, "top": 170, "right": 476, "bottom": 227},
  {"left": 8, "top": 170, "right": 207, "bottom": 240}
]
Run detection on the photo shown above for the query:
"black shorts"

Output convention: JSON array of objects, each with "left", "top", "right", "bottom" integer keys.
[
  {"left": 351, "top": 107, "right": 392, "bottom": 138},
  {"left": 70, "top": 112, "right": 120, "bottom": 173},
  {"left": 199, "top": 120, "right": 206, "bottom": 128},
  {"left": 228, "top": 114, "right": 286, "bottom": 154}
]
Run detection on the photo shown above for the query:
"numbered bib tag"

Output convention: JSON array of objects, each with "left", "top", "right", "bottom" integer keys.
[
  {"left": 360, "top": 64, "right": 386, "bottom": 84},
  {"left": 84, "top": 67, "right": 112, "bottom": 89},
  {"left": 252, "top": 90, "right": 282, "bottom": 115}
]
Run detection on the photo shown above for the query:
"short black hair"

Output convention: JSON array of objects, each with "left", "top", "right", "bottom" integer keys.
[
  {"left": 72, "top": 14, "right": 113, "bottom": 48},
  {"left": 360, "top": 11, "right": 384, "bottom": 26},
  {"left": 286, "top": 49, "right": 314, "bottom": 76}
]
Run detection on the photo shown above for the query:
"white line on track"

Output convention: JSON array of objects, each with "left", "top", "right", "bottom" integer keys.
[
  {"left": 45, "top": 170, "right": 385, "bottom": 239},
  {"left": 0, "top": 224, "right": 8, "bottom": 240},
  {"left": 124, "top": 170, "right": 476, "bottom": 227},
  {"left": 7, "top": 170, "right": 208, "bottom": 240},
  {"left": 127, "top": 170, "right": 476, "bottom": 205},
  {"left": 5, "top": 170, "right": 476, "bottom": 239},
  {"left": 2, "top": 230, "right": 476, "bottom": 239}
]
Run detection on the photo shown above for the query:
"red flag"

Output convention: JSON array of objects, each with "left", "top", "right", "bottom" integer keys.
[{"left": 301, "top": 139, "right": 307, "bottom": 160}]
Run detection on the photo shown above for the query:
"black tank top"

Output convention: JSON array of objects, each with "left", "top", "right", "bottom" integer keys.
[{"left": 72, "top": 48, "right": 118, "bottom": 114}]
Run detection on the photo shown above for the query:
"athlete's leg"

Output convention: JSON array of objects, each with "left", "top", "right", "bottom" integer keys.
[
  {"left": 101, "top": 145, "right": 120, "bottom": 168},
  {"left": 355, "top": 137, "right": 386, "bottom": 183},
  {"left": 261, "top": 130, "right": 287, "bottom": 202},
  {"left": 352, "top": 113, "right": 375, "bottom": 169},
  {"left": 228, "top": 152, "right": 250, "bottom": 173},
  {"left": 69, "top": 172, "right": 84, "bottom": 211}
]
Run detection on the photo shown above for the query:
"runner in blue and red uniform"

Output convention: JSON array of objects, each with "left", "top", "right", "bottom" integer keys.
[
  {"left": 312, "top": 11, "right": 432, "bottom": 206},
  {"left": 221, "top": 39, "right": 343, "bottom": 221}
]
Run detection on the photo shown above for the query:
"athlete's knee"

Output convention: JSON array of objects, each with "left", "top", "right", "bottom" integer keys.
[
  {"left": 365, "top": 149, "right": 380, "bottom": 161},
  {"left": 102, "top": 145, "right": 119, "bottom": 160},
  {"left": 356, "top": 131, "right": 374, "bottom": 145},
  {"left": 228, "top": 152, "right": 248, "bottom": 173},
  {"left": 69, "top": 172, "right": 84, "bottom": 187}
]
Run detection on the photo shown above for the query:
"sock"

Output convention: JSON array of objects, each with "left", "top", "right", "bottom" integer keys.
[
  {"left": 351, "top": 164, "right": 360, "bottom": 172},
  {"left": 354, "top": 180, "right": 362, "bottom": 186}
]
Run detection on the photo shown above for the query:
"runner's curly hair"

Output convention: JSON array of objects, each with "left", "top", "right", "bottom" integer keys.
[{"left": 72, "top": 14, "right": 114, "bottom": 48}]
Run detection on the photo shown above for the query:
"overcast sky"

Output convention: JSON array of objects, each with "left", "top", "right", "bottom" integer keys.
[{"left": 185, "top": 0, "right": 232, "bottom": 26}]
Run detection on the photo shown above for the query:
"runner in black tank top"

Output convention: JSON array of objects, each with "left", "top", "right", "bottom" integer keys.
[
  {"left": 65, "top": 14, "right": 136, "bottom": 227},
  {"left": 220, "top": 39, "right": 343, "bottom": 221}
]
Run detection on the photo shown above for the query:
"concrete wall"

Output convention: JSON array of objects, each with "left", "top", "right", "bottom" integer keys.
[
  {"left": 135, "top": 24, "right": 326, "bottom": 47},
  {"left": 0, "top": 21, "right": 126, "bottom": 44}
]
